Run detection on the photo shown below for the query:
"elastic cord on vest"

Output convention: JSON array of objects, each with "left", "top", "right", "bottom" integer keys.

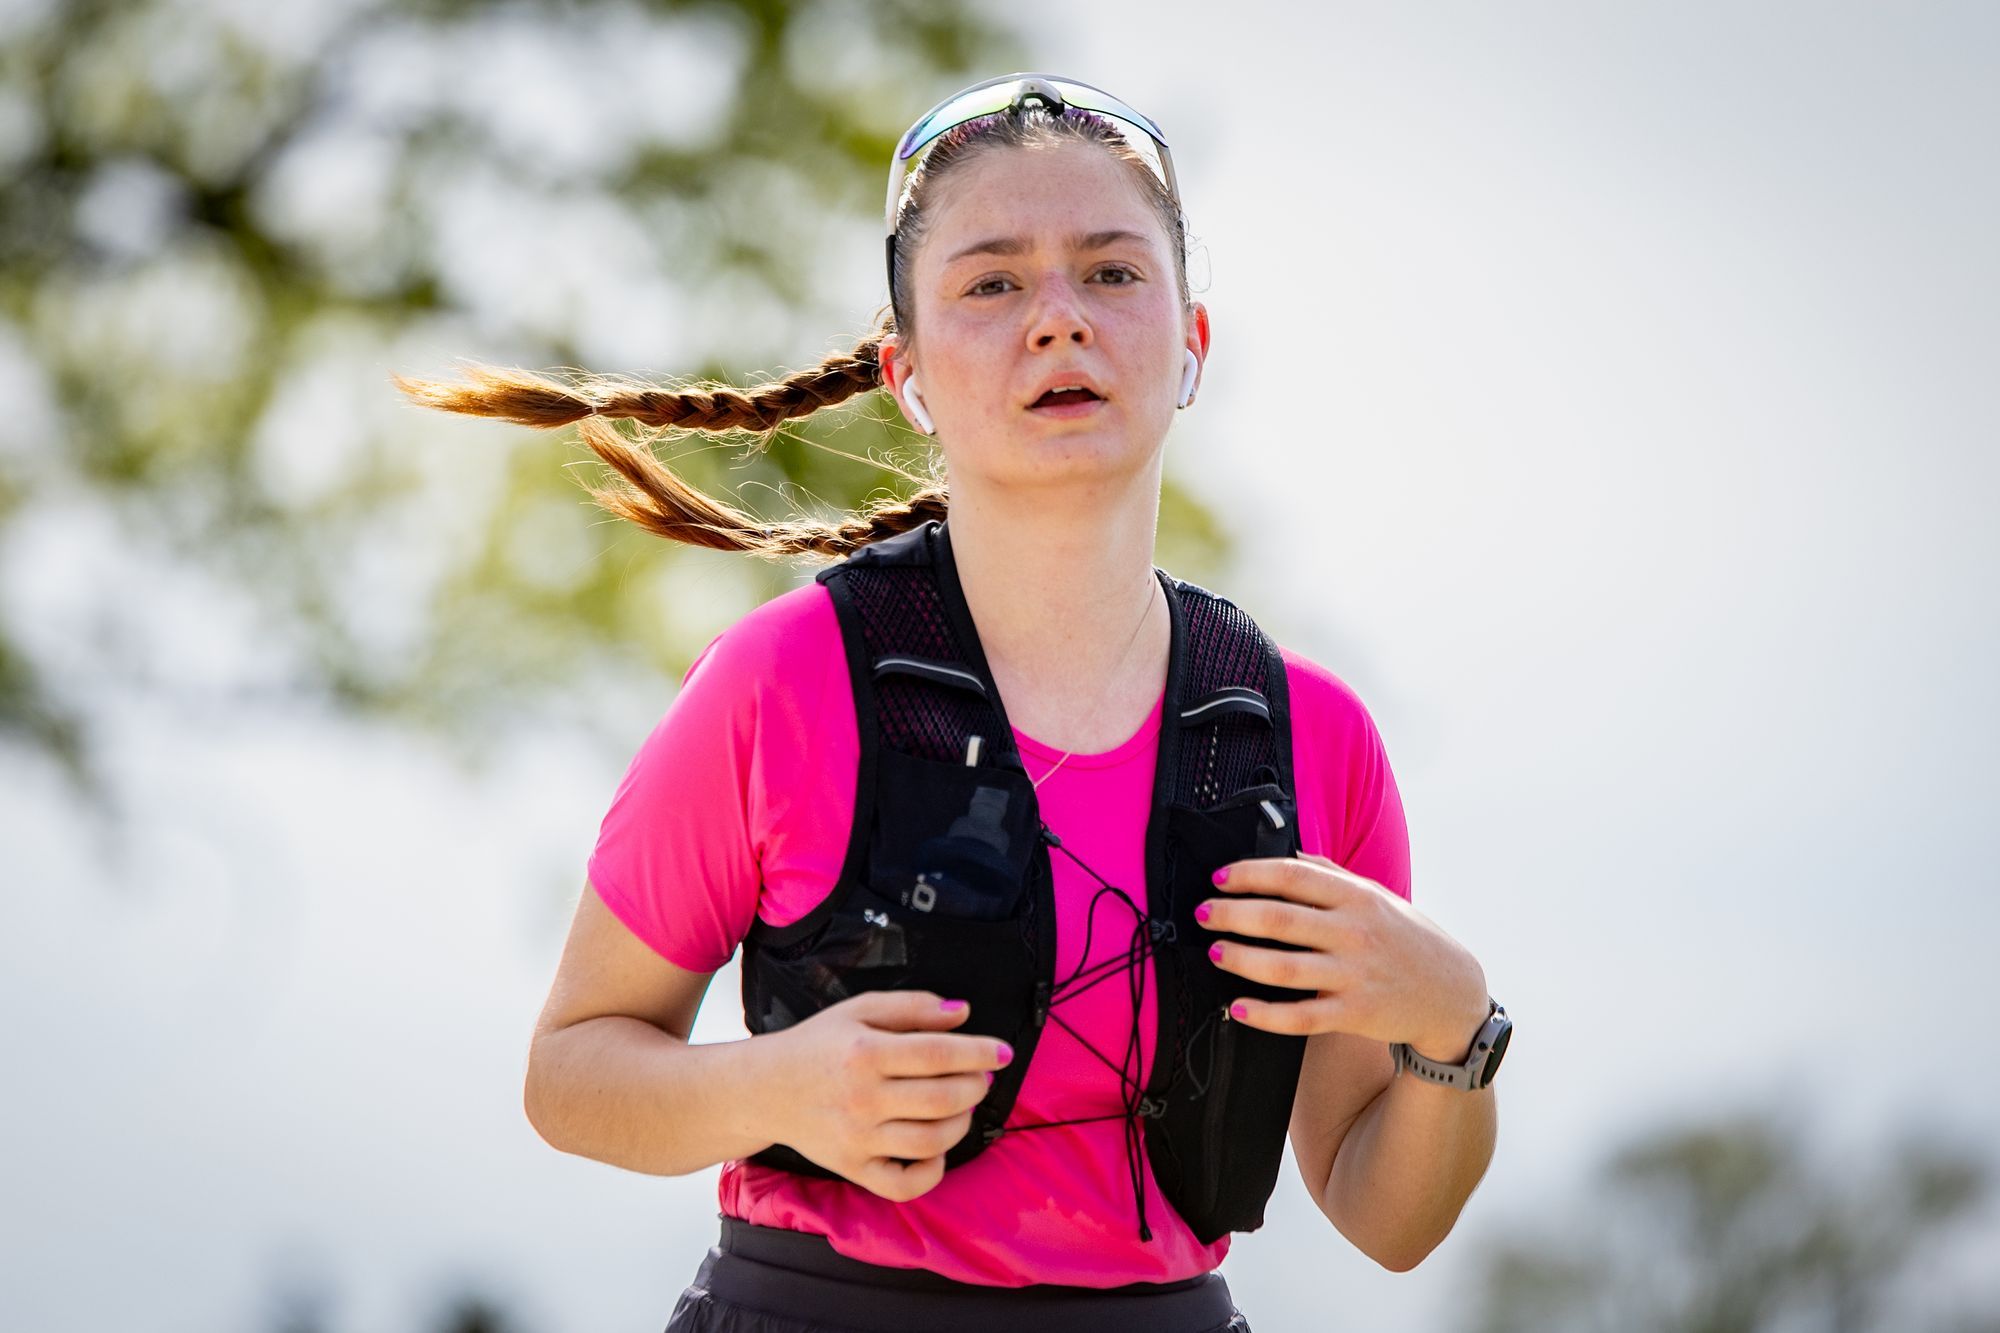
[{"left": 1001, "top": 819, "right": 1164, "bottom": 1242}]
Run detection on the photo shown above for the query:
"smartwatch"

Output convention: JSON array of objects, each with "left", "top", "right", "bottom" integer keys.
[{"left": 1391, "top": 998, "right": 1510, "bottom": 1091}]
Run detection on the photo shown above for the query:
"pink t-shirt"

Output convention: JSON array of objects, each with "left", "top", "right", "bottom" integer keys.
[{"left": 586, "top": 578, "right": 1412, "bottom": 1288}]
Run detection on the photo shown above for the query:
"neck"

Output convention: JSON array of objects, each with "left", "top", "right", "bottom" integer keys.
[{"left": 943, "top": 473, "right": 1169, "bottom": 750}]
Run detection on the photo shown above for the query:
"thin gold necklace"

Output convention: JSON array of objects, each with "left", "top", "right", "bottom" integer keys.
[{"left": 1028, "top": 577, "right": 1160, "bottom": 791}]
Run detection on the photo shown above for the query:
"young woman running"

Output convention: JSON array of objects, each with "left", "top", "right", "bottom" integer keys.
[{"left": 399, "top": 72, "right": 1508, "bottom": 1333}]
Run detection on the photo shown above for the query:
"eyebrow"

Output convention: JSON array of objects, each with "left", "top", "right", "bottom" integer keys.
[{"left": 944, "top": 229, "right": 1150, "bottom": 266}]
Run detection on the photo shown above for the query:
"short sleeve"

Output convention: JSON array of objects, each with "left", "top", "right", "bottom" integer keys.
[
  {"left": 584, "top": 580, "right": 852, "bottom": 964},
  {"left": 1280, "top": 646, "right": 1413, "bottom": 903}
]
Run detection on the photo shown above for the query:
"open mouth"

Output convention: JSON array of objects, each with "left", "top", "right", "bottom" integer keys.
[{"left": 1028, "top": 387, "right": 1104, "bottom": 411}]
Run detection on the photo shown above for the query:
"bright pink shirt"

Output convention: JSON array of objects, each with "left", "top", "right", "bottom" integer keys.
[{"left": 586, "top": 579, "right": 1412, "bottom": 1288}]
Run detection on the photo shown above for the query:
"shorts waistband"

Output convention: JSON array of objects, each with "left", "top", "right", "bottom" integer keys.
[{"left": 702, "top": 1217, "right": 1239, "bottom": 1332}]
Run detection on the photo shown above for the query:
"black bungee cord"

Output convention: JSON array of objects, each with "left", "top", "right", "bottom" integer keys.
[{"left": 1000, "top": 820, "right": 1170, "bottom": 1243}]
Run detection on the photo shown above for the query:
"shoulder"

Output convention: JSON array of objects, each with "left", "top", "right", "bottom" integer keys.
[
  {"left": 1272, "top": 640, "right": 1400, "bottom": 784},
  {"left": 1275, "top": 641, "right": 1411, "bottom": 898},
  {"left": 680, "top": 579, "right": 841, "bottom": 692},
  {"left": 1276, "top": 643, "right": 1380, "bottom": 737}
]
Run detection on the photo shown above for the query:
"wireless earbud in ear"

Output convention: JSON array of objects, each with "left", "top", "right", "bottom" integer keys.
[
  {"left": 901, "top": 375, "right": 936, "bottom": 435},
  {"left": 1177, "top": 349, "right": 1200, "bottom": 409}
]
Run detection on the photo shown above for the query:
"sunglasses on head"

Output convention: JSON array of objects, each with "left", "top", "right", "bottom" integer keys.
[{"left": 883, "top": 73, "right": 1182, "bottom": 303}]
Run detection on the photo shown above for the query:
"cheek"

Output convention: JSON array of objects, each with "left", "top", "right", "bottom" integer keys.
[{"left": 923, "top": 313, "right": 1011, "bottom": 400}]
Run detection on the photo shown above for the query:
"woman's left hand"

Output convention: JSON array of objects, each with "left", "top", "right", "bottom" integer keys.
[{"left": 1198, "top": 852, "right": 1491, "bottom": 1062}]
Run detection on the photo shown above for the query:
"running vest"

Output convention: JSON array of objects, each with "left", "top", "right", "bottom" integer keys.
[{"left": 738, "top": 517, "right": 1312, "bottom": 1245}]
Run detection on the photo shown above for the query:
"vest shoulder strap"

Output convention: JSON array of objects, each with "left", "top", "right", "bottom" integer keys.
[{"left": 1155, "top": 572, "right": 1295, "bottom": 812}]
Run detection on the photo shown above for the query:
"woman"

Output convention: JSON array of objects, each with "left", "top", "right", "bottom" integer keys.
[{"left": 398, "top": 73, "right": 1507, "bottom": 1333}]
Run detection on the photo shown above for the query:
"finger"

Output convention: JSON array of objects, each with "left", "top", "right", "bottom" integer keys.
[
  {"left": 1209, "top": 938, "right": 1338, "bottom": 992},
  {"left": 1213, "top": 857, "right": 1351, "bottom": 909},
  {"left": 872, "top": 1109, "right": 975, "bottom": 1162},
  {"left": 877, "top": 1070, "right": 993, "bottom": 1122},
  {"left": 1196, "top": 897, "right": 1336, "bottom": 950},
  {"left": 874, "top": 1031, "right": 1014, "bottom": 1078},
  {"left": 853, "top": 1153, "right": 947, "bottom": 1203},
  {"left": 850, "top": 989, "right": 976, "bottom": 1032},
  {"left": 1228, "top": 993, "right": 1346, "bottom": 1036}
]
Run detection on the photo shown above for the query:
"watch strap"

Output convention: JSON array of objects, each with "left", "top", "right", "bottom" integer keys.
[{"left": 1391, "top": 998, "right": 1509, "bottom": 1090}]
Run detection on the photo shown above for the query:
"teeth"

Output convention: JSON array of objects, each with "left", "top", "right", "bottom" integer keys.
[{"left": 1032, "top": 384, "right": 1098, "bottom": 407}]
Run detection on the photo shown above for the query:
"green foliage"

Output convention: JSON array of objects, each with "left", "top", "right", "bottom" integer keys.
[
  {"left": 1464, "top": 1103, "right": 1998, "bottom": 1333},
  {"left": 0, "top": 0, "right": 1235, "bottom": 790}
]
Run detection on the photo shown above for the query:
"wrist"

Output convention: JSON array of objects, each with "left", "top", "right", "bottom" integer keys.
[
  {"left": 741, "top": 1025, "right": 802, "bottom": 1152},
  {"left": 1411, "top": 995, "right": 1494, "bottom": 1065}
]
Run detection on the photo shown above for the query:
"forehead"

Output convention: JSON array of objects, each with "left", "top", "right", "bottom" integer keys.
[{"left": 922, "top": 141, "right": 1161, "bottom": 256}]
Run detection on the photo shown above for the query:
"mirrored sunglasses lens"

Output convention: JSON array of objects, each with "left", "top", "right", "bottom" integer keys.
[
  {"left": 1045, "top": 82, "right": 1166, "bottom": 146},
  {"left": 898, "top": 88, "right": 1014, "bottom": 161}
]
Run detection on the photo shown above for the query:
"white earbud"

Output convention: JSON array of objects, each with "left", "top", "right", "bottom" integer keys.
[
  {"left": 1177, "top": 349, "right": 1200, "bottom": 409},
  {"left": 901, "top": 375, "right": 935, "bottom": 435}
]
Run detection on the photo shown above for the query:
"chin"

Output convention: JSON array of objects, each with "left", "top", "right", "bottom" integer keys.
[{"left": 973, "top": 428, "right": 1165, "bottom": 490}]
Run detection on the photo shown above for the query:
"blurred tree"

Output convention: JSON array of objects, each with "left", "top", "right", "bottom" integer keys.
[
  {"left": 1462, "top": 1103, "right": 2000, "bottom": 1333},
  {"left": 0, "top": 0, "right": 1233, "bottom": 801}
]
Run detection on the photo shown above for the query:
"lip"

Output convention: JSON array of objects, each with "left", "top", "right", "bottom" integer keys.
[
  {"left": 1023, "top": 372, "right": 1107, "bottom": 410},
  {"left": 1027, "top": 397, "right": 1108, "bottom": 421}
]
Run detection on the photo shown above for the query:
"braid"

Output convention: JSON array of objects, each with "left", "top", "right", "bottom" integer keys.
[
  {"left": 598, "top": 337, "right": 885, "bottom": 433},
  {"left": 390, "top": 335, "right": 885, "bottom": 433},
  {"left": 574, "top": 412, "right": 947, "bottom": 560},
  {"left": 395, "top": 328, "right": 945, "bottom": 562}
]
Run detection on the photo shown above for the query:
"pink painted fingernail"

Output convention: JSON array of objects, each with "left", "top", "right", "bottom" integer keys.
[
  {"left": 1209, "top": 943, "right": 1224, "bottom": 963},
  {"left": 1212, "top": 867, "right": 1230, "bottom": 886},
  {"left": 940, "top": 998, "right": 967, "bottom": 1012},
  {"left": 1194, "top": 903, "right": 1212, "bottom": 924},
  {"left": 1231, "top": 1002, "right": 1249, "bottom": 1020},
  {"left": 986, "top": 1071, "right": 995, "bottom": 1084},
  {"left": 996, "top": 1042, "right": 1014, "bottom": 1064}
]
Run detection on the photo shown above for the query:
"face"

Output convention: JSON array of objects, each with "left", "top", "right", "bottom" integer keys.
[{"left": 881, "top": 140, "right": 1210, "bottom": 491}]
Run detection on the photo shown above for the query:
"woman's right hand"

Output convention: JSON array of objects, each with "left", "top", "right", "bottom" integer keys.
[{"left": 761, "top": 990, "right": 1015, "bottom": 1202}]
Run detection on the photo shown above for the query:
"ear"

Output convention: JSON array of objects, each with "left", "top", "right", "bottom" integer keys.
[
  {"left": 880, "top": 333, "right": 913, "bottom": 406},
  {"left": 879, "top": 332, "right": 910, "bottom": 392},
  {"left": 877, "top": 333, "right": 934, "bottom": 434},
  {"left": 1183, "top": 302, "right": 1211, "bottom": 401}
]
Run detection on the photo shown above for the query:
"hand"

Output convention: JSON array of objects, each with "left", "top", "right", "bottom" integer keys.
[
  {"left": 1197, "top": 853, "right": 1490, "bottom": 1062},
  {"left": 763, "top": 989, "right": 1014, "bottom": 1202}
]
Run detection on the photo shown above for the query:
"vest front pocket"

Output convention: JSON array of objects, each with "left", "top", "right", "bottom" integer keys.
[
  {"left": 854, "top": 745, "right": 1042, "bottom": 1055},
  {"left": 865, "top": 745, "right": 1041, "bottom": 923},
  {"left": 1150, "top": 785, "right": 1312, "bottom": 1243}
]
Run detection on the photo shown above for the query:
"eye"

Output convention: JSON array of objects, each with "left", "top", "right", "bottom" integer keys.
[
  {"left": 967, "top": 276, "right": 1016, "bottom": 297},
  {"left": 1094, "top": 264, "right": 1141, "bottom": 285}
]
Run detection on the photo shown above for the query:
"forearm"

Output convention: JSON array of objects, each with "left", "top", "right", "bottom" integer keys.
[
  {"left": 1321, "top": 1073, "right": 1497, "bottom": 1271},
  {"left": 524, "top": 1015, "right": 786, "bottom": 1175}
]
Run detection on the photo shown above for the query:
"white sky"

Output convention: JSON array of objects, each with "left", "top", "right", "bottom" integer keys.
[{"left": 4, "top": 3, "right": 1997, "bottom": 1331}]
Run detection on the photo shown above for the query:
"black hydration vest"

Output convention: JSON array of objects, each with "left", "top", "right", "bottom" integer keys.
[{"left": 738, "top": 518, "right": 1312, "bottom": 1244}]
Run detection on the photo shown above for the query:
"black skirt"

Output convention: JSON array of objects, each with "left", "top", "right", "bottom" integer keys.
[{"left": 663, "top": 1215, "right": 1252, "bottom": 1333}]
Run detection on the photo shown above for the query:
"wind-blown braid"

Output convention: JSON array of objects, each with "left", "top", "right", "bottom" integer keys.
[
  {"left": 573, "top": 405, "right": 949, "bottom": 560},
  {"left": 392, "top": 335, "right": 887, "bottom": 434},
  {"left": 393, "top": 329, "right": 944, "bottom": 560}
]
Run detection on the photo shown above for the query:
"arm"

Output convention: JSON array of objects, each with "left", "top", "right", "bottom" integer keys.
[
  {"left": 1314, "top": 1006, "right": 1498, "bottom": 1272},
  {"left": 525, "top": 881, "right": 1007, "bottom": 1195},
  {"left": 524, "top": 881, "right": 786, "bottom": 1175}
]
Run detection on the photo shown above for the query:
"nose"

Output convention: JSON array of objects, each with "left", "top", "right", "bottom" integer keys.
[{"left": 1025, "top": 279, "right": 1093, "bottom": 350}]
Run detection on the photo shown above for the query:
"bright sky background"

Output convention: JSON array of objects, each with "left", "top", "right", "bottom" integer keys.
[{"left": 4, "top": 3, "right": 1997, "bottom": 1331}]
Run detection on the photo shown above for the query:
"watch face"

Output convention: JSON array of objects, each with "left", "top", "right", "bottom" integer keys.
[{"left": 1478, "top": 1017, "right": 1512, "bottom": 1087}]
